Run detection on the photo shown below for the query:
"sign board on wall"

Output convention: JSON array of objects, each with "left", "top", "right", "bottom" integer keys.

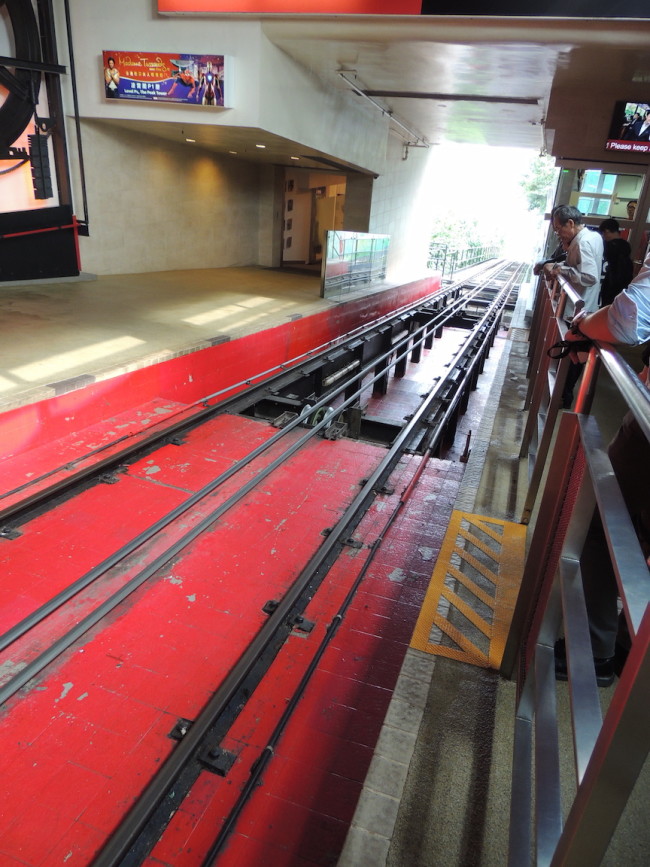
[{"left": 102, "top": 51, "right": 227, "bottom": 106}]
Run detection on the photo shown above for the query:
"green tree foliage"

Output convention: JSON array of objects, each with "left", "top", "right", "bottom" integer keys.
[
  {"left": 429, "top": 214, "right": 500, "bottom": 251},
  {"left": 520, "top": 154, "right": 559, "bottom": 213}
]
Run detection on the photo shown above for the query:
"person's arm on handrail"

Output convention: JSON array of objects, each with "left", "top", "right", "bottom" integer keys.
[{"left": 566, "top": 251, "right": 650, "bottom": 346}]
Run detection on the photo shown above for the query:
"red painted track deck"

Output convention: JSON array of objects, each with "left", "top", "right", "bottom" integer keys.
[
  {"left": 146, "top": 455, "right": 462, "bottom": 867},
  {"left": 0, "top": 303, "right": 506, "bottom": 865},
  {"left": 0, "top": 399, "right": 462, "bottom": 865}
]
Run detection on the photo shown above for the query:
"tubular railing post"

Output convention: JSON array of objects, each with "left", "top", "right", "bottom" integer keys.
[
  {"left": 526, "top": 275, "right": 550, "bottom": 382},
  {"left": 504, "top": 253, "right": 650, "bottom": 866},
  {"left": 519, "top": 274, "right": 587, "bottom": 522},
  {"left": 501, "top": 411, "right": 582, "bottom": 680},
  {"left": 572, "top": 346, "right": 600, "bottom": 416},
  {"left": 550, "top": 605, "right": 650, "bottom": 867},
  {"left": 519, "top": 308, "right": 563, "bottom": 455}
]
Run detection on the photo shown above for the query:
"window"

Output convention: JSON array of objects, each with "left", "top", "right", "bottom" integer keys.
[
  {"left": 577, "top": 196, "right": 611, "bottom": 216},
  {"left": 556, "top": 166, "right": 644, "bottom": 222},
  {"left": 581, "top": 170, "right": 616, "bottom": 195}
]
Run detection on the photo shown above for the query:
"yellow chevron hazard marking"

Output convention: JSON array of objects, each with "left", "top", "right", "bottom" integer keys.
[{"left": 411, "top": 510, "right": 525, "bottom": 669}]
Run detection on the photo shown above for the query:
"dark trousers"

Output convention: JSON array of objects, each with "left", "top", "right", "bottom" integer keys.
[{"left": 562, "top": 361, "right": 584, "bottom": 409}]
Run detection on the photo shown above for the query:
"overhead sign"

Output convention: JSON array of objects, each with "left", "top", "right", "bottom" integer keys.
[
  {"left": 606, "top": 101, "right": 650, "bottom": 156},
  {"left": 158, "top": 1, "right": 421, "bottom": 12},
  {"left": 102, "top": 51, "right": 226, "bottom": 106},
  {"left": 157, "top": 0, "right": 649, "bottom": 14}
]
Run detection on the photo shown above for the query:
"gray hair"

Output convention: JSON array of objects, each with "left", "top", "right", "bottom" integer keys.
[{"left": 552, "top": 205, "right": 583, "bottom": 226}]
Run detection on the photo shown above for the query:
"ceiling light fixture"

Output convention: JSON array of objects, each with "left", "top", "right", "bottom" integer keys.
[
  {"left": 290, "top": 155, "right": 300, "bottom": 160},
  {"left": 255, "top": 143, "right": 266, "bottom": 149},
  {"left": 185, "top": 138, "right": 196, "bottom": 143}
]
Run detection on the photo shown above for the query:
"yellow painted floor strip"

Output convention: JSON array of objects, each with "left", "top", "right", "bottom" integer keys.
[{"left": 411, "top": 510, "right": 526, "bottom": 669}]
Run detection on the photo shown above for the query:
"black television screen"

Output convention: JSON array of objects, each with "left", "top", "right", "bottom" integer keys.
[{"left": 606, "top": 101, "right": 650, "bottom": 155}]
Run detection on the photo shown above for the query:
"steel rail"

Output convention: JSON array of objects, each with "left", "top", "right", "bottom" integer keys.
[
  {"left": 0, "top": 262, "right": 503, "bottom": 516},
  {"left": 0, "top": 266, "right": 513, "bottom": 709},
  {"left": 201, "top": 459, "right": 417, "bottom": 866},
  {"left": 0, "top": 264, "right": 515, "bottom": 656},
  {"left": 198, "top": 260, "right": 522, "bottom": 866},
  {"left": 422, "top": 262, "right": 526, "bottom": 455},
  {"left": 92, "top": 265, "right": 519, "bottom": 866}
]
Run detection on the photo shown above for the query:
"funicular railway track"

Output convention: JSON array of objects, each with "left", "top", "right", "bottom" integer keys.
[{"left": 0, "top": 260, "right": 524, "bottom": 866}]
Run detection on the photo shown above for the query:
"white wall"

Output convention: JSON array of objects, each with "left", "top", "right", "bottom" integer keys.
[
  {"left": 77, "top": 121, "right": 261, "bottom": 275},
  {"left": 257, "top": 38, "right": 388, "bottom": 174},
  {"left": 369, "top": 136, "right": 437, "bottom": 282},
  {"left": 55, "top": 2, "right": 431, "bottom": 280},
  {"left": 257, "top": 165, "right": 284, "bottom": 268},
  {"left": 60, "top": 1, "right": 387, "bottom": 174},
  {"left": 60, "top": 2, "right": 262, "bottom": 130}
]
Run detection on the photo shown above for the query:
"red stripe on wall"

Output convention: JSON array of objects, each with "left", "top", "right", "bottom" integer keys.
[{"left": 158, "top": 1, "right": 422, "bottom": 13}]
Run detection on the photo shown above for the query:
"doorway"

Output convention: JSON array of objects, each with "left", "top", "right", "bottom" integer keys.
[{"left": 281, "top": 169, "right": 346, "bottom": 271}]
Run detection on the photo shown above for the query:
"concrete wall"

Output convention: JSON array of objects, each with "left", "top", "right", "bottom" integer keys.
[
  {"left": 60, "top": 2, "right": 387, "bottom": 172},
  {"left": 76, "top": 121, "right": 262, "bottom": 275},
  {"left": 53, "top": 2, "right": 434, "bottom": 279},
  {"left": 369, "top": 136, "right": 437, "bottom": 283}
]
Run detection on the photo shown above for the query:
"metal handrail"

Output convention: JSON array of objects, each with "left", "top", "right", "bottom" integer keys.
[
  {"left": 427, "top": 243, "right": 501, "bottom": 278},
  {"left": 502, "top": 269, "right": 650, "bottom": 866},
  {"left": 597, "top": 344, "right": 650, "bottom": 443},
  {"left": 519, "top": 272, "right": 584, "bottom": 524}
]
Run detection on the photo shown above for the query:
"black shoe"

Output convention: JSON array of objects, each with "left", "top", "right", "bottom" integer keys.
[{"left": 554, "top": 639, "right": 615, "bottom": 688}]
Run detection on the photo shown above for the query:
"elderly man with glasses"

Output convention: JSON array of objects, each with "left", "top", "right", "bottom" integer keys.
[
  {"left": 544, "top": 204, "right": 604, "bottom": 313},
  {"left": 544, "top": 205, "right": 604, "bottom": 406}
]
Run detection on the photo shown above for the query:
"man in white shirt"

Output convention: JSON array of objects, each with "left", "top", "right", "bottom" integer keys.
[
  {"left": 633, "top": 110, "right": 650, "bottom": 142},
  {"left": 544, "top": 205, "right": 604, "bottom": 312},
  {"left": 544, "top": 205, "right": 604, "bottom": 406}
]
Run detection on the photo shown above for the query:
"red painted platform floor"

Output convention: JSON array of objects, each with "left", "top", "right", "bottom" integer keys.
[
  {"left": 0, "top": 325, "right": 506, "bottom": 866},
  {"left": 145, "top": 455, "right": 464, "bottom": 867},
  {"left": 0, "top": 409, "right": 462, "bottom": 867}
]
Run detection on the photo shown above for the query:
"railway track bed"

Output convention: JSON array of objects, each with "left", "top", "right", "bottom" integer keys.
[{"left": 0, "top": 262, "right": 521, "bottom": 865}]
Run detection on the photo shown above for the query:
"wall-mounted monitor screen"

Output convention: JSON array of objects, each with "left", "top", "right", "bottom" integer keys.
[{"left": 606, "top": 101, "right": 650, "bottom": 155}]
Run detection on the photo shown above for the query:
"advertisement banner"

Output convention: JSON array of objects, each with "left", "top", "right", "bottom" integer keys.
[{"left": 102, "top": 51, "right": 226, "bottom": 106}]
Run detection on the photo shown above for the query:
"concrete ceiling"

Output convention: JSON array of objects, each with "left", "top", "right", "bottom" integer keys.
[{"left": 102, "top": 15, "right": 650, "bottom": 171}]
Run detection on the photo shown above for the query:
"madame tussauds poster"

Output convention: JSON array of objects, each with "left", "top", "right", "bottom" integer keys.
[{"left": 102, "top": 51, "right": 226, "bottom": 106}]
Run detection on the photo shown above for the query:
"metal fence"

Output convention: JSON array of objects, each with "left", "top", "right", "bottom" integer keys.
[
  {"left": 501, "top": 271, "right": 650, "bottom": 866},
  {"left": 427, "top": 242, "right": 501, "bottom": 278}
]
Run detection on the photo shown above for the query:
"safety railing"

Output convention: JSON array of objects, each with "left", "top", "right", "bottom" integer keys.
[
  {"left": 501, "top": 271, "right": 650, "bottom": 866},
  {"left": 519, "top": 274, "right": 584, "bottom": 525},
  {"left": 427, "top": 243, "right": 500, "bottom": 278}
]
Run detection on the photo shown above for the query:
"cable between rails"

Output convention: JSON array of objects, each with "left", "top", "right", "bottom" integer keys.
[
  {"left": 0, "top": 261, "right": 507, "bottom": 510},
  {"left": 0, "top": 265, "right": 516, "bottom": 678}
]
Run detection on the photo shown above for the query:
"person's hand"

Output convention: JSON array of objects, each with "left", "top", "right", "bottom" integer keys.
[
  {"left": 543, "top": 262, "right": 556, "bottom": 276},
  {"left": 563, "top": 311, "right": 592, "bottom": 362},
  {"left": 565, "top": 310, "right": 589, "bottom": 342}
]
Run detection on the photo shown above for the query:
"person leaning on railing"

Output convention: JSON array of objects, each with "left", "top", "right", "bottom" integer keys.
[
  {"left": 532, "top": 240, "right": 567, "bottom": 276},
  {"left": 557, "top": 251, "right": 650, "bottom": 686}
]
